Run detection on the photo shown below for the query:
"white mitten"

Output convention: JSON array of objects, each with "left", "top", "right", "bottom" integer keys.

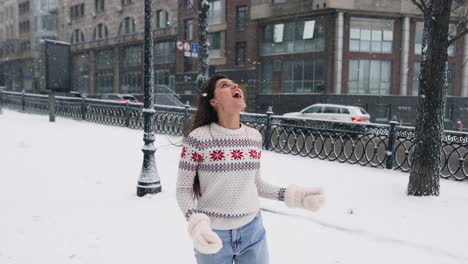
[
  {"left": 285, "top": 184, "right": 325, "bottom": 212},
  {"left": 188, "top": 213, "right": 223, "bottom": 254}
]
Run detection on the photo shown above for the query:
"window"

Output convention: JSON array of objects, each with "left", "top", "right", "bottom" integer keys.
[
  {"left": 185, "top": 0, "right": 193, "bottom": 9},
  {"left": 96, "top": 49, "right": 114, "bottom": 95},
  {"left": 156, "top": 10, "right": 169, "bottom": 29},
  {"left": 41, "top": 14, "right": 57, "bottom": 31},
  {"left": 304, "top": 105, "right": 322, "bottom": 113},
  {"left": 273, "top": 0, "right": 287, "bottom": 3},
  {"left": 121, "top": 46, "right": 141, "bottom": 94},
  {"left": 323, "top": 106, "right": 339, "bottom": 113},
  {"left": 122, "top": 71, "right": 141, "bottom": 94},
  {"left": 20, "top": 41, "right": 30, "bottom": 52},
  {"left": 415, "top": 22, "right": 455, "bottom": 56},
  {"left": 236, "top": 5, "right": 248, "bottom": 31},
  {"left": 155, "top": 70, "right": 169, "bottom": 85},
  {"left": 19, "top": 20, "right": 30, "bottom": 34},
  {"left": 96, "top": 49, "right": 113, "bottom": 70},
  {"left": 73, "top": 54, "right": 90, "bottom": 94},
  {"left": 96, "top": 72, "right": 113, "bottom": 94},
  {"left": 119, "top": 17, "right": 136, "bottom": 35},
  {"left": 208, "top": 31, "right": 224, "bottom": 58},
  {"left": 413, "top": 62, "right": 454, "bottom": 96},
  {"left": 208, "top": 0, "right": 224, "bottom": 25},
  {"left": 71, "top": 29, "right": 85, "bottom": 44},
  {"left": 93, "top": 24, "right": 108, "bottom": 40},
  {"left": 236, "top": 42, "right": 246, "bottom": 65},
  {"left": 350, "top": 18, "right": 393, "bottom": 53},
  {"left": 282, "top": 60, "right": 324, "bottom": 93},
  {"left": 70, "top": 3, "right": 85, "bottom": 20},
  {"left": 123, "top": 46, "right": 141, "bottom": 67},
  {"left": 348, "top": 60, "right": 391, "bottom": 95},
  {"left": 184, "top": 56, "right": 192, "bottom": 72},
  {"left": 340, "top": 108, "right": 350, "bottom": 114},
  {"left": 261, "top": 19, "right": 324, "bottom": 55},
  {"left": 95, "top": 0, "right": 105, "bottom": 14},
  {"left": 412, "top": 62, "right": 420, "bottom": 96},
  {"left": 121, "top": 0, "right": 132, "bottom": 6},
  {"left": 18, "top": 1, "right": 30, "bottom": 15},
  {"left": 154, "top": 40, "right": 176, "bottom": 64},
  {"left": 184, "top": 19, "right": 193, "bottom": 40},
  {"left": 260, "top": 63, "right": 273, "bottom": 93},
  {"left": 40, "top": 0, "right": 57, "bottom": 10}
]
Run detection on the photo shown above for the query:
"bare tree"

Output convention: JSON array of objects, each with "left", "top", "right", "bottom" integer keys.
[{"left": 408, "top": 0, "right": 468, "bottom": 196}]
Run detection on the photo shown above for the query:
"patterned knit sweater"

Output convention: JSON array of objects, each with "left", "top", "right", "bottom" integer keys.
[{"left": 176, "top": 122, "right": 286, "bottom": 230}]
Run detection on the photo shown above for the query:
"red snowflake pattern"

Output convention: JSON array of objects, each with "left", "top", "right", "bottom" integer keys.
[
  {"left": 249, "top": 149, "right": 261, "bottom": 159},
  {"left": 230, "top": 149, "right": 244, "bottom": 160},
  {"left": 181, "top": 146, "right": 187, "bottom": 158},
  {"left": 210, "top": 150, "right": 225, "bottom": 161},
  {"left": 191, "top": 151, "right": 204, "bottom": 162}
]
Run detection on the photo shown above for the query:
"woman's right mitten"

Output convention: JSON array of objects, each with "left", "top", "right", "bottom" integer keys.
[{"left": 188, "top": 213, "right": 223, "bottom": 254}]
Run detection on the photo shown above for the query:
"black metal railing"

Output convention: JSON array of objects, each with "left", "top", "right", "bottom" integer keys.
[{"left": 2, "top": 90, "right": 467, "bottom": 181}]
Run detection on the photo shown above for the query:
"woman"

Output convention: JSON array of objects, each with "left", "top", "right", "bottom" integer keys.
[{"left": 176, "top": 75, "right": 325, "bottom": 264}]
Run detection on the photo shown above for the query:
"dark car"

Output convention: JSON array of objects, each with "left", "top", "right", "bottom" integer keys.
[{"left": 101, "top": 94, "right": 140, "bottom": 103}]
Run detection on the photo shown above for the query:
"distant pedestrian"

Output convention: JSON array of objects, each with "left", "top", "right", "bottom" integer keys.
[{"left": 176, "top": 75, "right": 325, "bottom": 264}]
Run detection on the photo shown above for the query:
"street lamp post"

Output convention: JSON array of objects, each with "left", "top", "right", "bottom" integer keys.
[
  {"left": 0, "top": 88, "right": 3, "bottom": 115},
  {"left": 197, "top": 0, "right": 210, "bottom": 92},
  {"left": 137, "top": 0, "right": 161, "bottom": 197}
]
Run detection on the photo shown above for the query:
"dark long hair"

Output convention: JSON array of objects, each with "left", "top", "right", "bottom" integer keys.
[{"left": 186, "top": 75, "right": 227, "bottom": 199}]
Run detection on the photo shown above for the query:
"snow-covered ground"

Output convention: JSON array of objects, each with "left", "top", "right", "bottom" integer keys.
[{"left": 1, "top": 109, "right": 467, "bottom": 264}]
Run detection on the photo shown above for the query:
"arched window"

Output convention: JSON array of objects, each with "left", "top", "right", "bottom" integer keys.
[
  {"left": 156, "top": 9, "right": 169, "bottom": 29},
  {"left": 119, "top": 17, "right": 135, "bottom": 35},
  {"left": 71, "top": 29, "right": 85, "bottom": 44},
  {"left": 93, "top": 23, "right": 109, "bottom": 40}
]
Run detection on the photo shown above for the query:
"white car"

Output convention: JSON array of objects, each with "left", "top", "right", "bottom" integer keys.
[{"left": 282, "top": 103, "right": 371, "bottom": 123}]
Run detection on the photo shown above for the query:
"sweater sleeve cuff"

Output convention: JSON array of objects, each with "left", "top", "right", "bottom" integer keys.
[{"left": 277, "top": 187, "right": 287, "bottom": 201}]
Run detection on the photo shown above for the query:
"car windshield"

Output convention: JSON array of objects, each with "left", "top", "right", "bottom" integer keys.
[
  {"left": 360, "top": 108, "right": 368, "bottom": 115},
  {"left": 122, "top": 96, "right": 136, "bottom": 100}
]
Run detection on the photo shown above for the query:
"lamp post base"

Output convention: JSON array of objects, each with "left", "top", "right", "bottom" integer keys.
[{"left": 137, "top": 181, "right": 162, "bottom": 197}]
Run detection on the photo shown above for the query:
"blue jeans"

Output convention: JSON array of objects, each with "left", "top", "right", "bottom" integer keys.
[{"left": 194, "top": 212, "right": 269, "bottom": 264}]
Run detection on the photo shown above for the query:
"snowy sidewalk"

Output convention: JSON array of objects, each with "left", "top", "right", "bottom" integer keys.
[{"left": 1, "top": 110, "right": 467, "bottom": 264}]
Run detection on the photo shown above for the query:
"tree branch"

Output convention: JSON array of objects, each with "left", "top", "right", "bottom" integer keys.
[
  {"left": 410, "top": 0, "right": 427, "bottom": 14},
  {"left": 448, "top": 27, "right": 468, "bottom": 45}
]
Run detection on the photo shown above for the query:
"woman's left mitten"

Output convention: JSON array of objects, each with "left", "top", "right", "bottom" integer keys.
[{"left": 285, "top": 184, "right": 325, "bottom": 212}]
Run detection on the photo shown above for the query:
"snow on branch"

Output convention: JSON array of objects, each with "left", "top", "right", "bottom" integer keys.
[
  {"left": 448, "top": 26, "right": 468, "bottom": 45},
  {"left": 410, "top": 0, "right": 428, "bottom": 13}
]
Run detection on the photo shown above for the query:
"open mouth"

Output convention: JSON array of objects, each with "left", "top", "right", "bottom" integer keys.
[{"left": 232, "top": 90, "right": 242, "bottom": 98}]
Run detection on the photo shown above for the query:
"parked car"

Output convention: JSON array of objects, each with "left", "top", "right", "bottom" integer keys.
[
  {"left": 283, "top": 103, "right": 371, "bottom": 123},
  {"left": 101, "top": 94, "right": 140, "bottom": 103}
]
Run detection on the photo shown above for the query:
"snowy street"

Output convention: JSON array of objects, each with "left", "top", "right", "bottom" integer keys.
[{"left": 1, "top": 110, "right": 468, "bottom": 264}]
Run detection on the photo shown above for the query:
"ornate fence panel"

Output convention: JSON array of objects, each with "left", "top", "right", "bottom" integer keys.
[
  {"left": 55, "top": 96, "right": 83, "bottom": 120},
  {"left": 23, "top": 94, "right": 49, "bottom": 114},
  {"left": 265, "top": 117, "right": 391, "bottom": 168},
  {"left": 85, "top": 99, "right": 132, "bottom": 127},
  {"left": 3, "top": 91, "right": 24, "bottom": 111},
  {"left": 153, "top": 105, "right": 194, "bottom": 136},
  {"left": 2, "top": 91, "right": 467, "bottom": 181}
]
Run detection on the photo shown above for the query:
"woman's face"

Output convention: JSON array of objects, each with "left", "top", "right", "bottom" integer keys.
[{"left": 211, "top": 78, "right": 246, "bottom": 113}]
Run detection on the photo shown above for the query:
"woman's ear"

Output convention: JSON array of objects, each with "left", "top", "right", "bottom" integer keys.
[{"left": 210, "top": 99, "right": 218, "bottom": 108}]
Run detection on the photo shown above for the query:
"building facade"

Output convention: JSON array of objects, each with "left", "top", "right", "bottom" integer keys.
[
  {"left": 57, "top": 0, "right": 178, "bottom": 96},
  {"left": 2, "top": 0, "right": 468, "bottom": 124},
  {"left": 0, "top": 0, "right": 58, "bottom": 91}
]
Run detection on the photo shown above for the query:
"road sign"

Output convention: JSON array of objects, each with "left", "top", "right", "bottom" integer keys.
[
  {"left": 184, "top": 42, "right": 191, "bottom": 52},
  {"left": 191, "top": 43, "right": 198, "bottom": 58},
  {"left": 176, "top": 41, "right": 184, "bottom": 51}
]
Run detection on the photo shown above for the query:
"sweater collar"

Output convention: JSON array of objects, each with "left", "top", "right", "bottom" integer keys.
[{"left": 210, "top": 122, "right": 246, "bottom": 135}]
